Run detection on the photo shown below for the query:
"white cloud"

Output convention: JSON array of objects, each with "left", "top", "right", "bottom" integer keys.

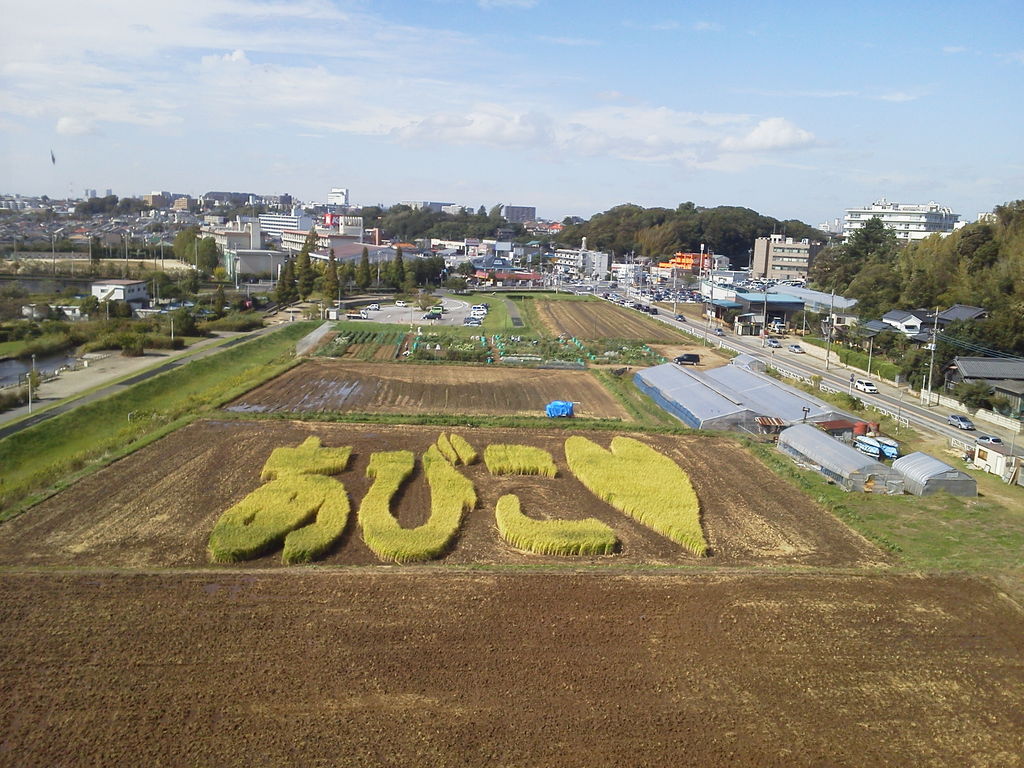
[
  {"left": 719, "top": 118, "right": 816, "bottom": 152},
  {"left": 396, "top": 105, "right": 553, "bottom": 148},
  {"left": 1003, "top": 50, "right": 1024, "bottom": 64},
  {"left": 623, "top": 20, "right": 680, "bottom": 31},
  {"left": 879, "top": 91, "right": 919, "bottom": 103},
  {"left": 692, "top": 21, "right": 722, "bottom": 32},
  {"left": 942, "top": 46, "right": 967, "bottom": 54},
  {"left": 56, "top": 116, "right": 96, "bottom": 136}
]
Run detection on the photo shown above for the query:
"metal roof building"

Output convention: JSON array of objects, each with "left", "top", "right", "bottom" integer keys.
[
  {"left": 634, "top": 362, "right": 853, "bottom": 433},
  {"left": 892, "top": 452, "right": 977, "bottom": 496},
  {"left": 778, "top": 424, "right": 904, "bottom": 494}
]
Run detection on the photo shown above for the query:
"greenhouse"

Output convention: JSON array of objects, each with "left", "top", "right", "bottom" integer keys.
[
  {"left": 777, "top": 424, "right": 904, "bottom": 494},
  {"left": 891, "top": 452, "right": 977, "bottom": 497}
]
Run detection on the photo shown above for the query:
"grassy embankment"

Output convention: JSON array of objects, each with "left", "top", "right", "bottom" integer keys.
[{"left": 0, "top": 322, "right": 316, "bottom": 519}]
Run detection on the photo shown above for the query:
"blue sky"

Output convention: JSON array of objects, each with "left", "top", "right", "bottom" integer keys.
[{"left": 2, "top": 0, "right": 1022, "bottom": 225}]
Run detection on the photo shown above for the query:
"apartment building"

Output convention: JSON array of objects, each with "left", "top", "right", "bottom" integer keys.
[
  {"left": 751, "top": 234, "right": 823, "bottom": 281},
  {"left": 843, "top": 198, "right": 960, "bottom": 241}
]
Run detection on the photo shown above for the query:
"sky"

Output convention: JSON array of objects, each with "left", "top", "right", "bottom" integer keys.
[{"left": 1, "top": 0, "right": 1022, "bottom": 226}]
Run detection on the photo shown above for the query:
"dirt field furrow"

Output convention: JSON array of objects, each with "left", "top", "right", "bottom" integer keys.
[{"left": 536, "top": 299, "right": 686, "bottom": 343}]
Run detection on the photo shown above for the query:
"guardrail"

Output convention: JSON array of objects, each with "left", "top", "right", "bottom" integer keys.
[
  {"left": 867, "top": 403, "right": 911, "bottom": 429},
  {"left": 771, "top": 366, "right": 815, "bottom": 385},
  {"left": 819, "top": 383, "right": 843, "bottom": 396}
]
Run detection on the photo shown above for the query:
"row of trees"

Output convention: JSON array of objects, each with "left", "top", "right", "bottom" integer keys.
[{"left": 359, "top": 204, "right": 525, "bottom": 243}]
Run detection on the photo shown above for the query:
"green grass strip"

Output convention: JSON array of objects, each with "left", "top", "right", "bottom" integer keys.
[
  {"left": 495, "top": 493, "right": 618, "bottom": 556},
  {"left": 0, "top": 323, "right": 315, "bottom": 517},
  {"left": 484, "top": 444, "right": 558, "bottom": 477},
  {"left": 564, "top": 436, "right": 707, "bottom": 556}
]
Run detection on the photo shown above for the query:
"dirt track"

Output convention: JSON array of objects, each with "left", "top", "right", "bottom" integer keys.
[
  {"left": 225, "top": 360, "right": 629, "bottom": 419},
  {"left": 1, "top": 570, "right": 1021, "bottom": 768},
  {"left": 0, "top": 421, "right": 884, "bottom": 569}
]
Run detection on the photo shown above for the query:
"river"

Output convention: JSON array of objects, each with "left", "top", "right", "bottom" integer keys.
[{"left": 0, "top": 353, "right": 78, "bottom": 388}]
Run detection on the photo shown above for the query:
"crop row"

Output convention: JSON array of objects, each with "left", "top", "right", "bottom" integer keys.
[
  {"left": 494, "top": 493, "right": 618, "bottom": 556},
  {"left": 564, "top": 436, "right": 707, "bottom": 556},
  {"left": 483, "top": 444, "right": 558, "bottom": 477}
]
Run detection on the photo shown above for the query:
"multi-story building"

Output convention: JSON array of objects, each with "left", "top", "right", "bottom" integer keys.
[
  {"left": 503, "top": 205, "right": 536, "bottom": 224},
  {"left": 401, "top": 201, "right": 453, "bottom": 213},
  {"left": 551, "top": 246, "right": 610, "bottom": 279},
  {"left": 258, "top": 208, "right": 315, "bottom": 239},
  {"left": 751, "top": 234, "right": 823, "bottom": 281},
  {"left": 201, "top": 218, "right": 262, "bottom": 251},
  {"left": 326, "top": 188, "right": 349, "bottom": 206},
  {"left": 843, "top": 198, "right": 960, "bottom": 241}
]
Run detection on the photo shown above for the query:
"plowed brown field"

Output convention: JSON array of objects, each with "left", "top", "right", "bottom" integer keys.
[
  {"left": 225, "top": 360, "right": 629, "bottom": 419},
  {"left": 0, "top": 420, "right": 884, "bottom": 569},
  {"left": 536, "top": 299, "right": 687, "bottom": 342},
  {"left": 1, "top": 570, "right": 1021, "bottom": 767}
]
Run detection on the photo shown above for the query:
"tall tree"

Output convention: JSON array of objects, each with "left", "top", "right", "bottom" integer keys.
[
  {"left": 356, "top": 247, "right": 371, "bottom": 291},
  {"left": 323, "top": 249, "right": 340, "bottom": 301},
  {"left": 212, "top": 284, "right": 227, "bottom": 319},
  {"left": 295, "top": 228, "right": 317, "bottom": 299},
  {"left": 276, "top": 259, "right": 298, "bottom": 304},
  {"left": 393, "top": 246, "right": 405, "bottom": 287}
]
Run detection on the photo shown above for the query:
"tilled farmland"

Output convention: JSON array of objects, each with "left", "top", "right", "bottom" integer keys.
[
  {"left": 535, "top": 298, "right": 686, "bottom": 342},
  {"left": 0, "top": 421, "right": 884, "bottom": 569},
  {"left": 1, "top": 570, "right": 1021, "bottom": 768},
  {"left": 225, "top": 359, "right": 630, "bottom": 419}
]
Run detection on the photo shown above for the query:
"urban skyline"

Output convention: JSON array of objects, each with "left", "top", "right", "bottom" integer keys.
[{"left": 2, "top": 0, "right": 1021, "bottom": 224}]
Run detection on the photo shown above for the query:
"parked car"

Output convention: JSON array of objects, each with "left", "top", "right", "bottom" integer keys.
[
  {"left": 854, "top": 379, "right": 879, "bottom": 394},
  {"left": 765, "top": 338, "right": 782, "bottom": 348},
  {"left": 674, "top": 353, "right": 701, "bottom": 366},
  {"left": 787, "top": 344, "right": 804, "bottom": 353},
  {"left": 947, "top": 414, "right": 975, "bottom": 430},
  {"left": 976, "top": 434, "right": 1003, "bottom": 445}
]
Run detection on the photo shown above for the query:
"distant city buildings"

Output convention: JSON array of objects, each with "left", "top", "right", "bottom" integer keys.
[
  {"left": 751, "top": 234, "right": 823, "bottom": 281},
  {"left": 503, "top": 205, "right": 536, "bottom": 224},
  {"left": 326, "top": 188, "right": 350, "bottom": 206},
  {"left": 258, "top": 208, "right": 315, "bottom": 239},
  {"left": 843, "top": 198, "right": 960, "bottom": 241},
  {"left": 401, "top": 201, "right": 453, "bottom": 213}
]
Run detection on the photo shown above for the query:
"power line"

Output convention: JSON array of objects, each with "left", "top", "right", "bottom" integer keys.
[{"left": 934, "top": 332, "right": 1024, "bottom": 361}]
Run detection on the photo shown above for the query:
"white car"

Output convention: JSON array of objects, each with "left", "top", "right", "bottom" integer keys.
[
  {"left": 854, "top": 379, "right": 879, "bottom": 394},
  {"left": 976, "top": 435, "right": 1003, "bottom": 445},
  {"left": 394, "top": 300, "right": 407, "bottom": 308}
]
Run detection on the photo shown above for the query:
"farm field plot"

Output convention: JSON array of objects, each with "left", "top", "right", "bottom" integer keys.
[
  {"left": 225, "top": 359, "right": 629, "bottom": 419},
  {"left": 0, "top": 420, "right": 883, "bottom": 569},
  {"left": 535, "top": 298, "right": 687, "bottom": 342},
  {"left": 0, "top": 570, "right": 1021, "bottom": 767}
]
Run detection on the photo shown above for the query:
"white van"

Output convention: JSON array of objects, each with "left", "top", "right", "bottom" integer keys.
[{"left": 854, "top": 379, "right": 879, "bottom": 394}]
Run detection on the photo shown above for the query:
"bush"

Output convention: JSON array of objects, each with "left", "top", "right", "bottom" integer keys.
[
  {"left": 564, "top": 436, "right": 707, "bottom": 556},
  {"left": 119, "top": 333, "right": 145, "bottom": 357},
  {"left": 202, "top": 312, "right": 264, "bottom": 332},
  {"left": 484, "top": 444, "right": 558, "bottom": 477},
  {"left": 495, "top": 494, "right": 618, "bottom": 556}
]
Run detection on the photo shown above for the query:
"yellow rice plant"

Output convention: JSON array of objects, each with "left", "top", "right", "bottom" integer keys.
[
  {"left": 208, "top": 474, "right": 344, "bottom": 562},
  {"left": 484, "top": 444, "right": 558, "bottom": 477},
  {"left": 281, "top": 485, "right": 351, "bottom": 564},
  {"left": 358, "top": 447, "right": 476, "bottom": 563},
  {"left": 260, "top": 436, "right": 352, "bottom": 481},
  {"left": 495, "top": 494, "right": 618, "bottom": 556},
  {"left": 435, "top": 432, "right": 459, "bottom": 464},
  {"left": 564, "top": 436, "right": 707, "bottom": 556},
  {"left": 448, "top": 433, "right": 478, "bottom": 465}
]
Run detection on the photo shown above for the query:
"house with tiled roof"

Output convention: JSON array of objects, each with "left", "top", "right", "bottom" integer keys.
[{"left": 943, "top": 357, "right": 1024, "bottom": 415}]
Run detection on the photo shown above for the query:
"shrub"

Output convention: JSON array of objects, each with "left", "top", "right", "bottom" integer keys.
[
  {"left": 564, "top": 436, "right": 707, "bottom": 556},
  {"left": 484, "top": 444, "right": 558, "bottom": 477},
  {"left": 495, "top": 494, "right": 618, "bottom": 556},
  {"left": 448, "top": 433, "right": 477, "bottom": 465},
  {"left": 358, "top": 447, "right": 475, "bottom": 563}
]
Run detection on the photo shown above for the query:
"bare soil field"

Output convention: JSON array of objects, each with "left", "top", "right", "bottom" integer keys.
[
  {"left": 0, "top": 570, "right": 1021, "bottom": 768},
  {"left": 225, "top": 359, "right": 629, "bottom": 419},
  {"left": 0, "top": 421, "right": 883, "bottom": 569},
  {"left": 535, "top": 299, "right": 687, "bottom": 342}
]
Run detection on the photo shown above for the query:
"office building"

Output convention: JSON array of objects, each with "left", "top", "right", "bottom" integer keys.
[
  {"left": 751, "top": 234, "right": 823, "bottom": 281},
  {"left": 327, "top": 188, "right": 350, "bottom": 206},
  {"left": 503, "top": 205, "right": 536, "bottom": 224}
]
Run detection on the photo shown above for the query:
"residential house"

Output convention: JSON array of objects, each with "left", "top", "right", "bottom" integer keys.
[{"left": 943, "top": 356, "right": 1024, "bottom": 415}]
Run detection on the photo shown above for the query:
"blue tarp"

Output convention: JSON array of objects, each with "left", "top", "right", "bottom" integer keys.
[{"left": 545, "top": 400, "right": 574, "bottom": 417}]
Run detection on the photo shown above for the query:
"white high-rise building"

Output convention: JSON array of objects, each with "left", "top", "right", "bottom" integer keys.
[
  {"left": 843, "top": 198, "right": 960, "bottom": 241},
  {"left": 327, "top": 188, "right": 350, "bottom": 206}
]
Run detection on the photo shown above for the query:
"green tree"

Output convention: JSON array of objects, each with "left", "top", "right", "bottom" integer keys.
[
  {"left": 196, "top": 236, "right": 220, "bottom": 273},
  {"left": 212, "top": 284, "right": 226, "bottom": 319},
  {"left": 276, "top": 259, "right": 298, "bottom": 304},
  {"left": 323, "top": 249, "right": 340, "bottom": 301},
  {"left": 296, "top": 249, "right": 315, "bottom": 300},
  {"left": 356, "top": 247, "right": 371, "bottom": 291},
  {"left": 393, "top": 247, "right": 406, "bottom": 287},
  {"left": 173, "top": 227, "right": 199, "bottom": 264}
]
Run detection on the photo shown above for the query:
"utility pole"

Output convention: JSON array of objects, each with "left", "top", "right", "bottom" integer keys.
[
  {"left": 824, "top": 287, "right": 836, "bottom": 371},
  {"left": 925, "top": 306, "right": 939, "bottom": 407}
]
